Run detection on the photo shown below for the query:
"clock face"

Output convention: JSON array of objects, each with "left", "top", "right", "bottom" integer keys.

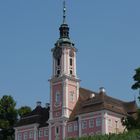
[{"left": 53, "top": 47, "right": 62, "bottom": 59}]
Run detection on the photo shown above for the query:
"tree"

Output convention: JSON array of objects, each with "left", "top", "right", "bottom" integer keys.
[
  {"left": 18, "top": 106, "right": 32, "bottom": 118},
  {"left": 122, "top": 67, "right": 140, "bottom": 130},
  {"left": 132, "top": 67, "right": 140, "bottom": 100},
  {"left": 0, "top": 95, "right": 18, "bottom": 140}
]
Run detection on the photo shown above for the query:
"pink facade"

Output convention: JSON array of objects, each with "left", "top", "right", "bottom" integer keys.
[
  {"left": 52, "top": 83, "right": 63, "bottom": 118},
  {"left": 51, "top": 125, "right": 62, "bottom": 140},
  {"left": 15, "top": 125, "right": 49, "bottom": 140},
  {"left": 67, "top": 121, "right": 78, "bottom": 138},
  {"left": 107, "top": 112, "right": 125, "bottom": 134},
  {"left": 14, "top": 3, "right": 137, "bottom": 140}
]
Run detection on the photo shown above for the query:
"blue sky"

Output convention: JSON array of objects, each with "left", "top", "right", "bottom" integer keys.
[{"left": 0, "top": 0, "right": 140, "bottom": 108}]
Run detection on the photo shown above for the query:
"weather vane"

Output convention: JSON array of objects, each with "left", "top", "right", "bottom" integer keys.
[{"left": 63, "top": 0, "right": 66, "bottom": 24}]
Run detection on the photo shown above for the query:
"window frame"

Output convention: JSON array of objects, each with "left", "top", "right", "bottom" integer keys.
[
  {"left": 89, "top": 119, "right": 94, "bottom": 128},
  {"left": 17, "top": 132, "right": 22, "bottom": 140},
  {"left": 23, "top": 132, "right": 28, "bottom": 140},
  {"left": 44, "top": 129, "right": 49, "bottom": 136},
  {"left": 82, "top": 121, "right": 87, "bottom": 129},
  {"left": 55, "top": 126, "right": 60, "bottom": 135},
  {"left": 70, "top": 58, "right": 73, "bottom": 66},
  {"left": 39, "top": 130, "right": 43, "bottom": 137},
  {"left": 74, "top": 123, "right": 78, "bottom": 131},
  {"left": 96, "top": 117, "right": 101, "bottom": 127},
  {"left": 29, "top": 131, "right": 34, "bottom": 139},
  {"left": 68, "top": 124, "right": 73, "bottom": 132}
]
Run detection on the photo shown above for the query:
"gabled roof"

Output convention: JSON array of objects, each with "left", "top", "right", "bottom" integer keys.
[
  {"left": 69, "top": 87, "right": 137, "bottom": 121},
  {"left": 15, "top": 106, "right": 49, "bottom": 127}
]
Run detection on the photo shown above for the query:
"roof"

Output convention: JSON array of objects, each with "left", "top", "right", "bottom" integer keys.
[
  {"left": 15, "top": 105, "right": 49, "bottom": 127},
  {"left": 15, "top": 87, "right": 137, "bottom": 126},
  {"left": 69, "top": 87, "right": 137, "bottom": 121}
]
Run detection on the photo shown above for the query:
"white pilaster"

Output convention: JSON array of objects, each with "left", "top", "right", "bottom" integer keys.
[
  {"left": 61, "top": 49, "right": 64, "bottom": 75},
  {"left": 78, "top": 117, "right": 82, "bottom": 137},
  {"left": 34, "top": 126, "right": 38, "bottom": 140},
  {"left": 62, "top": 122, "right": 67, "bottom": 140},
  {"left": 68, "top": 49, "right": 70, "bottom": 75},
  {"left": 15, "top": 129, "right": 17, "bottom": 140},
  {"left": 64, "top": 48, "right": 67, "bottom": 75},
  {"left": 52, "top": 56, "right": 55, "bottom": 76},
  {"left": 49, "top": 123, "right": 52, "bottom": 140},
  {"left": 76, "top": 82, "right": 79, "bottom": 101},
  {"left": 62, "top": 79, "right": 68, "bottom": 117},
  {"left": 102, "top": 111, "right": 108, "bottom": 134},
  {"left": 66, "top": 79, "right": 69, "bottom": 117},
  {"left": 74, "top": 52, "right": 77, "bottom": 77},
  {"left": 49, "top": 82, "right": 53, "bottom": 120}
]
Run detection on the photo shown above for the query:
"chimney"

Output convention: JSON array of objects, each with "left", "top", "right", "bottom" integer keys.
[
  {"left": 90, "top": 93, "right": 95, "bottom": 98},
  {"left": 99, "top": 87, "right": 106, "bottom": 94},
  {"left": 36, "top": 101, "right": 41, "bottom": 107}
]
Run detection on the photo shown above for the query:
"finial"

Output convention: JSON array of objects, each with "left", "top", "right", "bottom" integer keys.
[{"left": 63, "top": 0, "right": 66, "bottom": 24}]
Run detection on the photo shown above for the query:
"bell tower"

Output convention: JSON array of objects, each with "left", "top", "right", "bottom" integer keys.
[{"left": 49, "top": 1, "right": 80, "bottom": 140}]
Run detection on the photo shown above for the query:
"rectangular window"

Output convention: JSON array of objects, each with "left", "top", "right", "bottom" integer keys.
[
  {"left": 57, "top": 70, "right": 60, "bottom": 75},
  {"left": 89, "top": 119, "right": 94, "bottom": 128},
  {"left": 39, "top": 130, "right": 43, "bottom": 137},
  {"left": 23, "top": 132, "right": 28, "bottom": 140},
  {"left": 57, "top": 58, "right": 60, "bottom": 66},
  {"left": 70, "top": 58, "right": 72, "bottom": 66},
  {"left": 74, "top": 123, "right": 78, "bottom": 131},
  {"left": 82, "top": 121, "right": 87, "bottom": 129},
  {"left": 96, "top": 118, "right": 101, "bottom": 127},
  {"left": 55, "top": 126, "right": 59, "bottom": 135},
  {"left": 44, "top": 129, "right": 49, "bottom": 136},
  {"left": 70, "top": 70, "right": 73, "bottom": 75},
  {"left": 29, "top": 131, "right": 33, "bottom": 138},
  {"left": 68, "top": 124, "right": 73, "bottom": 132},
  {"left": 17, "top": 133, "right": 22, "bottom": 140}
]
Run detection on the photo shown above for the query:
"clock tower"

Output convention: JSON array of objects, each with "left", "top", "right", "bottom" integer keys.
[{"left": 48, "top": 1, "right": 80, "bottom": 140}]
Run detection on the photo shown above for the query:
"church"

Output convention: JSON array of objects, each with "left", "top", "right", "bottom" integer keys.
[{"left": 14, "top": 2, "right": 137, "bottom": 140}]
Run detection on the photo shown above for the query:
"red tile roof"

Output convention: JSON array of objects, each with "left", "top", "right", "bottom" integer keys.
[
  {"left": 15, "top": 106, "right": 49, "bottom": 127},
  {"left": 69, "top": 87, "right": 137, "bottom": 121}
]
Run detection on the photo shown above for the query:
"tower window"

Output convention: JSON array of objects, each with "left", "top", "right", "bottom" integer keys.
[
  {"left": 57, "top": 58, "right": 60, "bottom": 66},
  {"left": 70, "top": 58, "right": 72, "bottom": 66},
  {"left": 57, "top": 70, "right": 60, "bottom": 75},
  {"left": 70, "top": 70, "right": 73, "bottom": 75}
]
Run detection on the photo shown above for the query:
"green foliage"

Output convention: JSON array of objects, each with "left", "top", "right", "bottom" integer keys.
[
  {"left": 121, "top": 115, "right": 139, "bottom": 130},
  {"left": 0, "top": 95, "right": 18, "bottom": 140},
  {"left": 68, "top": 130, "right": 140, "bottom": 140},
  {"left": 18, "top": 106, "right": 32, "bottom": 118},
  {"left": 132, "top": 67, "right": 140, "bottom": 100},
  {"left": 0, "top": 95, "right": 32, "bottom": 140},
  {"left": 121, "top": 67, "right": 140, "bottom": 131}
]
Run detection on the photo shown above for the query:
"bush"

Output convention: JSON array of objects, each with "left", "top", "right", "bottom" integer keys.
[{"left": 68, "top": 130, "right": 140, "bottom": 140}]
